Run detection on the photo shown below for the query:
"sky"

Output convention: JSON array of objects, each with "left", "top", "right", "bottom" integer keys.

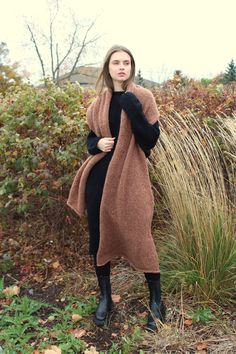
[{"left": 1, "top": 0, "right": 236, "bottom": 84}]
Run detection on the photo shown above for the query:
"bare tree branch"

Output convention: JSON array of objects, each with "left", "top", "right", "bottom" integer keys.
[
  {"left": 68, "top": 19, "right": 100, "bottom": 80},
  {"left": 53, "top": 23, "right": 78, "bottom": 81},
  {"left": 49, "top": 0, "right": 59, "bottom": 81},
  {"left": 56, "top": 43, "right": 60, "bottom": 84},
  {"left": 26, "top": 23, "right": 47, "bottom": 85},
  {"left": 25, "top": 2, "right": 101, "bottom": 86}
]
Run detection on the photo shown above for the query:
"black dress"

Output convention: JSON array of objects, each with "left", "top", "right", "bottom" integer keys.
[{"left": 85, "top": 91, "right": 160, "bottom": 255}]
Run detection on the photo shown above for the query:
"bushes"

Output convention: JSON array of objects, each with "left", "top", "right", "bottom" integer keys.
[{"left": 0, "top": 81, "right": 93, "bottom": 217}]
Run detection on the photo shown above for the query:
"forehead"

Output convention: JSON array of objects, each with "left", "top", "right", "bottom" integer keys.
[{"left": 110, "top": 51, "right": 131, "bottom": 62}]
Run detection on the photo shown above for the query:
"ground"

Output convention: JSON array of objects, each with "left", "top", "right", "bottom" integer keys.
[{"left": 0, "top": 222, "right": 236, "bottom": 353}]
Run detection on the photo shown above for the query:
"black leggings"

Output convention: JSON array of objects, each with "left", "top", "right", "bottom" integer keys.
[{"left": 93, "top": 255, "right": 160, "bottom": 281}]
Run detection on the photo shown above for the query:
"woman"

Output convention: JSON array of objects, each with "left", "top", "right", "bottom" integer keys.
[{"left": 67, "top": 45, "right": 166, "bottom": 330}]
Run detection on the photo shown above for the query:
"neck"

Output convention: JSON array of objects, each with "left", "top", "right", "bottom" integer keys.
[{"left": 113, "top": 80, "right": 124, "bottom": 92}]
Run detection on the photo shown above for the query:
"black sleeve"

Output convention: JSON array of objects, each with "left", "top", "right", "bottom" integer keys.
[
  {"left": 119, "top": 92, "right": 160, "bottom": 157},
  {"left": 130, "top": 114, "right": 160, "bottom": 157},
  {"left": 86, "top": 130, "right": 102, "bottom": 155}
]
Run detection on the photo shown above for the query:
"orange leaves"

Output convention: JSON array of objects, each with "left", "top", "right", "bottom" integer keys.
[
  {"left": 112, "top": 294, "right": 121, "bottom": 303},
  {"left": 196, "top": 341, "right": 208, "bottom": 353},
  {"left": 68, "top": 328, "right": 86, "bottom": 338},
  {"left": 184, "top": 318, "right": 193, "bottom": 326}
]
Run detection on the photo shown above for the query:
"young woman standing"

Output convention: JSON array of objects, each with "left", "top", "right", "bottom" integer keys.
[{"left": 67, "top": 45, "right": 166, "bottom": 330}]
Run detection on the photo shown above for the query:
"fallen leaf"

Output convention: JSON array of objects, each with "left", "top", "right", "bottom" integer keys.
[
  {"left": 52, "top": 261, "right": 60, "bottom": 269},
  {"left": 4, "top": 298, "right": 13, "bottom": 305},
  {"left": 38, "top": 319, "right": 47, "bottom": 325},
  {"left": 33, "top": 275, "right": 44, "bottom": 283},
  {"left": 32, "top": 351, "right": 40, "bottom": 354},
  {"left": 84, "top": 346, "right": 99, "bottom": 354},
  {"left": 184, "top": 318, "right": 193, "bottom": 326},
  {"left": 68, "top": 328, "right": 86, "bottom": 338},
  {"left": 123, "top": 323, "right": 129, "bottom": 330},
  {"left": 111, "top": 333, "right": 118, "bottom": 337},
  {"left": 43, "top": 345, "right": 61, "bottom": 354},
  {"left": 3, "top": 285, "right": 20, "bottom": 296},
  {"left": 72, "top": 314, "right": 82, "bottom": 322},
  {"left": 196, "top": 341, "right": 208, "bottom": 351},
  {"left": 112, "top": 294, "right": 121, "bottom": 303},
  {"left": 48, "top": 315, "right": 55, "bottom": 322}
]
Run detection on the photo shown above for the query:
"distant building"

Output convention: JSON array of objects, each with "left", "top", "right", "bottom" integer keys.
[{"left": 58, "top": 66, "right": 159, "bottom": 89}]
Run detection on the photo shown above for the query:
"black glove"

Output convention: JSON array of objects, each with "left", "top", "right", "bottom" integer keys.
[{"left": 119, "top": 92, "right": 143, "bottom": 117}]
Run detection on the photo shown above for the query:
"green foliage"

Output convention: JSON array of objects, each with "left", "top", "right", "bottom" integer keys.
[
  {"left": 224, "top": 59, "right": 236, "bottom": 83},
  {"left": 0, "top": 81, "right": 91, "bottom": 216},
  {"left": 136, "top": 69, "right": 145, "bottom": 87},
  {"left": 160, "top": 206, "right": 236, "bottom": 303},
  {"left": 0, "top": 254, "right": 14, "bottom": 272},
  {"left": 121, "top": 327, "right": 143, "bottom": 354},
  {"left": 188, "top": 306, "right": 215, "bottom": 324},
  {"left": 0, "top": 284, "right": 95, "bottom": 353}
]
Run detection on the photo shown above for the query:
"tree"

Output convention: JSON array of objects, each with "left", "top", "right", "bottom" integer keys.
[
  {"left": 136, "top": 69, "right": 145, "bottom": 87},
  {"left": 224, "top": 59, "right": 236, "bottom": 84},
  {"left": 25, "top": 0, "right": 101, "bottom": 86},
  {"left": 0, "top": 42, "right": 22, "bottom": 94}
]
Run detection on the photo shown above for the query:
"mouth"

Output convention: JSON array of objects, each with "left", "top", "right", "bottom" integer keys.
[{"left": 118, "top": 72, "right": 125, "bottom": 76}]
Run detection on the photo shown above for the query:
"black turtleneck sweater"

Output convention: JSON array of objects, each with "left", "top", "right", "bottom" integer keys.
[{"left": 85, "top": 91, "right": 160, "bottom": 255}]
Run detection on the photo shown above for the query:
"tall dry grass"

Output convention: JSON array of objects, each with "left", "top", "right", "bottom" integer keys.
[{"left": 151, "top": 112, "right": 236, "bottom": 302}]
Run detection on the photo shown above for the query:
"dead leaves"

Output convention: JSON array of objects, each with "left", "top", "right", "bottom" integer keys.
[
  {"left": 71, "top": 313, "right": 83, "bottom": 322},
  {"left": 184, "top": 318, "right": 193, "bottom": 326},
  {"left": 84, "top": 346, "right": 99, "bottom": 354},
  {"left": 68, "top": 328, "right": 86, "bottom": 338},
  {"left": 2, "top": 285, "right": 20, "bottom": 296},
  {"left": 196, "top": 341, "right": 208, "bottom": 353},
  {"left": 43, "top": 346, "right": 61, "bottom": 354},
  {"left": 111, "top": 294, "right": 121, "bottom": 303}
]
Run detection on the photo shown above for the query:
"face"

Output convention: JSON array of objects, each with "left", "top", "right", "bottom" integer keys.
[{"left": 108, "top": 51, "right": 132, "bottom": 84}]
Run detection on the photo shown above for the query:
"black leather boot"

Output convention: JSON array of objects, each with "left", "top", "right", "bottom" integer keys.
[
  {"left": 93, "top": 275, "right": 113, "bottom": 326},
  {"left": 146, "top": 279, "right": 166, "bottom": 330}
]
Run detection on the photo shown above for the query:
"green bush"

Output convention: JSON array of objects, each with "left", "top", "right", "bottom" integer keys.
[{"left": 0, "top": 81, "right": 93, "bottom": 216}]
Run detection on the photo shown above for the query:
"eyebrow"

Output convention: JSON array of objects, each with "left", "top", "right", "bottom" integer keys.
[{"left": 111, "top": 59, "right": 130, "bottom": 63}]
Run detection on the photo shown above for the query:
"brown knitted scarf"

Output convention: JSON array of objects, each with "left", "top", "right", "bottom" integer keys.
[{"left": 67, "top": 82, "right": 160, "bottom": 272}]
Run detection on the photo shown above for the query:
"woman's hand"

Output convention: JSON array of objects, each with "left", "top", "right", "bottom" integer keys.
[
  {"left": 97, "top": 137, "right": 116, "bottom": 152},
  {"left": 119, "top": 92, "right": 143, "bottom": 116}
]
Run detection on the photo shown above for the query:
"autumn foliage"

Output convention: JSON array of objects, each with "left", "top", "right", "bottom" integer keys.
[
  {"left": 0, "top": 79, "right": 235, "bottom": 216},
  {"left": 1, "top": 80, "right": 235, "bottom": 215}
]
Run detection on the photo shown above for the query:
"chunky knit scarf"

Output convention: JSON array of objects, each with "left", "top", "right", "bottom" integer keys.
[{"left": 67, "top": 82, "right": 160, "bottom": 272}]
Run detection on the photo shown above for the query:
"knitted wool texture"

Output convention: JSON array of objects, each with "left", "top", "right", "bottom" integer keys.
[{"left": 67, "top": 82, "right": 160, "bottom": 272}]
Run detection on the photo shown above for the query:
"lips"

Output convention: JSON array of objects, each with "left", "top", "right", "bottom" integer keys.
[{"left": 118, "top": 72, "right": 125, "bottom": 76}]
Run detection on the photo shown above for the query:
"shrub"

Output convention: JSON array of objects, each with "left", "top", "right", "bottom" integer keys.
[{"left": 0, "top": 81, "right": 93, "bottom": 217}]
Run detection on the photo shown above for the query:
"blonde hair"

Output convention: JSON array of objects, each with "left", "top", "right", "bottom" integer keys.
[{"left": 95, "top": 45, "right": 136, "bottom": 95}]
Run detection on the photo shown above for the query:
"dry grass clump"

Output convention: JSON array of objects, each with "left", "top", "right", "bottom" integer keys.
[{"left": 151, "top": 112, "right": 236, "bottom": 302}]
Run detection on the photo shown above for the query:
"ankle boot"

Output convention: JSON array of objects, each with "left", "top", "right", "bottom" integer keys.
[
  {"left": 93, "top": 275, "right": 113, "bottom": 326},
  {"left": 146, "top": 279, "right": 166, "bottom": 330}
]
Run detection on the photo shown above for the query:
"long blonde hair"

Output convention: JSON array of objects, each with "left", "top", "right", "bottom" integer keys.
[{"left": 95, "top": 45, "right": 136, "bottom": 95}]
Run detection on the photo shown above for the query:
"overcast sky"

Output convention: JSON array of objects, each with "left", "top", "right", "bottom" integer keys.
[{"left": 1, "top": 0, "right": 236, "bottom": 83}]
